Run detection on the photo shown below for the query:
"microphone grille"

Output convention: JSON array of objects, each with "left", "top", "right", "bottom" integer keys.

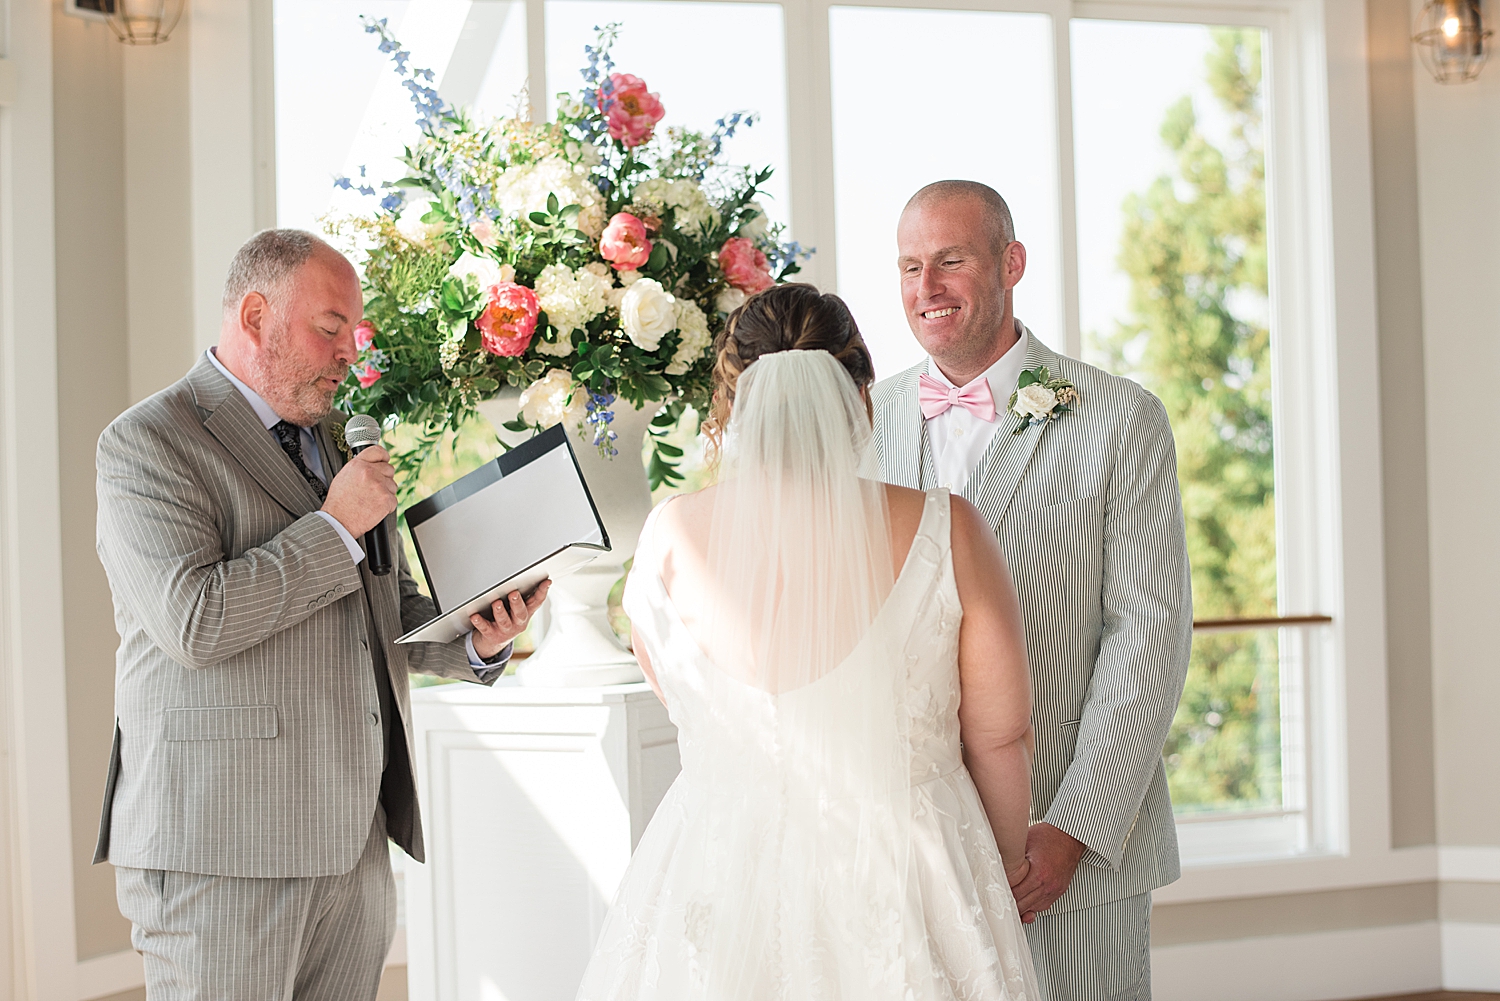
[{"left": 344, "top": 414, "right": 383, "bottom": 451}]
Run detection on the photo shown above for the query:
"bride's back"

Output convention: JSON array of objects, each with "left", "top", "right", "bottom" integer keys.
[{"left": 651, "top": 479, "right": 931, "bottom": 676}]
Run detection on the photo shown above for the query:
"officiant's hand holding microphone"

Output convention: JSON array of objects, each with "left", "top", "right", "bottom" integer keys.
[{"left": 320, "top": 428, "right": 398, "bottom": 554}]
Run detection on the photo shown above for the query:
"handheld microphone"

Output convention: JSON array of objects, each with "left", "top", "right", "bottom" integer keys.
[{"left": 343, "top": 414, "right": 393, "bottom": 576}]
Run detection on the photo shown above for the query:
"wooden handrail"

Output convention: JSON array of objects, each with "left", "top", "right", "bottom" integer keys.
[{"left": 1192, "top": 614, "right": 1334, "bottom": 632}]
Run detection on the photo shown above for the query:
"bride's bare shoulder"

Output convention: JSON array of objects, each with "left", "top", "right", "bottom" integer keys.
[
  {"left": 881, "top": 483, "right": 928, "bottom": 515},
  {"left": 655, "top": 486, "right": 717, "bottom": 538}
]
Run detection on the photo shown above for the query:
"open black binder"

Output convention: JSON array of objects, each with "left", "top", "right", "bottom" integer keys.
[{"left": 395, "top": 424, "right": 610, "bottom": 645}]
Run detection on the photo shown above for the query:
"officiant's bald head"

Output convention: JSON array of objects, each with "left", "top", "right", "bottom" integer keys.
[{"left": 216, "top": 228, "right": 363, "bottom": 426}]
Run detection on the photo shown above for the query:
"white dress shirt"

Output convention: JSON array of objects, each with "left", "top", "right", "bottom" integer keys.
[
  {"left": 205, "top": 350, "right": 503, "bottom": 669},
  {"left": 924, "top": 325, "right": 1030, "bottom": 495}
]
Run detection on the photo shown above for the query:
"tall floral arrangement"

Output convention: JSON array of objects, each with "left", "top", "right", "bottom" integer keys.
[{"left": 330, "top": 20, "right": 809, "bottom": 488}]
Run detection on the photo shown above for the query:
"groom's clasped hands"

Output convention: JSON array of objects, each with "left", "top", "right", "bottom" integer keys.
[{"left": 1010, "top": 821, "right": 1089, "bottom": 923}]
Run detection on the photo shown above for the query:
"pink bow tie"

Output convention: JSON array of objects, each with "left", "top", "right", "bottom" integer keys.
[{"left": 918, "top": 372, "right": 997, "bottom": 422}]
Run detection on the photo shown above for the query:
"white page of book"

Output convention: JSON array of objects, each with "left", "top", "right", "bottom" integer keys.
[{"left": 411, "top": 445, "right": 604, "bottom": 612}]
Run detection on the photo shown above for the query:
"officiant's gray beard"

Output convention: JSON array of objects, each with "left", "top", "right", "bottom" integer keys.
[{"left": 250, "top": 313, "right": 348, "bottom": 427}]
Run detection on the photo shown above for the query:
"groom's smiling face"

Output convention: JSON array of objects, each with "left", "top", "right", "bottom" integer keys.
[{"left": 897, "top": 196, "right": 1025, "bottom": 378}]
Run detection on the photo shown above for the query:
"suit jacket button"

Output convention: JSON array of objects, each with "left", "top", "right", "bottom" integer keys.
[
  {"left": 334, "top": 584, "right": 345, "bottom": 594},
  {"left": 367, "top": 712, "right": 379, "bottom": 726}
]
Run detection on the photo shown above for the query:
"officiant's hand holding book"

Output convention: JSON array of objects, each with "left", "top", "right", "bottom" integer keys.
[{"left": 468, "top": 580, "right": 552, "bottom": 660}]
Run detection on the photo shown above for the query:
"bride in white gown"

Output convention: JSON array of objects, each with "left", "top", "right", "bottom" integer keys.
[{"left": 577, "top": 284, "right": 1040, "bottom": 1000}]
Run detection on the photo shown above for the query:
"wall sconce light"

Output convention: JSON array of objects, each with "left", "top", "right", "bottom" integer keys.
[
  {"left": 1413, "top": 0, "right": 1493, "bottom": 83},
  {"left": 64, "top": 0, "right": 184, "bottom": 45}
]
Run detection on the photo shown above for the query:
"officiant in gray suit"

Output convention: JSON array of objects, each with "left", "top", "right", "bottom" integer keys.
[
  {"left": 873, "top": 181, "right": 1193, "bottom": 1000},
  {"left": 94, "top": 229, "right": 549, "bottom": 1001}
]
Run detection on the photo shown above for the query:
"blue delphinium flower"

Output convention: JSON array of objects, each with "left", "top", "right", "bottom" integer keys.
[{"left": 584, "top": 389, "right": 619, "bottom": 457}]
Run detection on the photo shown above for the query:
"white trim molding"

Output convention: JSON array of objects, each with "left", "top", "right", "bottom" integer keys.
[
  {"left": 0, "top": 59, "right": 15, "bottom": 107},
  {"left": 1, "top": 1, "right": 85, "bottom": 998},
  {"left": 75, "top": 950, "right": 144, "bottom": 1001},
  {"left": 1442, "top": 923, "right": 1500, "bottom": 991},
  {"left": 1153, "top": 923, "right": 1443, "bottom": 1001}
]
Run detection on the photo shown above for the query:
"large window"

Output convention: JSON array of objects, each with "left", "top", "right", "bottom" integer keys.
[
  {"left": 274, "top": 0, "right": 1340, "bottom": 864},
  {"left": 829, "top": 6, "right": 1061, "bottom": 376}
]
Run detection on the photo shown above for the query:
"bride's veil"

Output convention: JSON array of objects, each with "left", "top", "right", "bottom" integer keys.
[
  {"left": 701, "top": 348, "right": 894, "bottom": 691},
  {"left": 683, "top": 348, "right": 931, "bottom": 996}
]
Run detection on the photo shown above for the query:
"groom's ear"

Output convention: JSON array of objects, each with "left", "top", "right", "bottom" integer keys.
[{"left": 1001, "top": 241, "right": 1028, "bottom": 291}]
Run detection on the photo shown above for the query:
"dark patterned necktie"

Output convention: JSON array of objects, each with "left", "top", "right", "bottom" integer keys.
[{"left": 272, "top": 420, "right": 327, "bottom": 501}]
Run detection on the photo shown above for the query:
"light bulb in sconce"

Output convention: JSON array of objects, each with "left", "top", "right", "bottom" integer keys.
[{"left": 1414, "top": 0, "right": 1493, "bottom": 82}]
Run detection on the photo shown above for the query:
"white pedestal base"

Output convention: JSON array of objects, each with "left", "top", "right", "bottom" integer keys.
[{"left": 405, "top": 680, "right": 681, "bottom": 1001}]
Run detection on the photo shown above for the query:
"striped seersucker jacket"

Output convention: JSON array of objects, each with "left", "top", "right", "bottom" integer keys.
[
  {"left": 93, "top": 355, "right": 498, "bottom": 878},
  {"left": 874, "top": 327, "right": 1193, "bottom": 913}
]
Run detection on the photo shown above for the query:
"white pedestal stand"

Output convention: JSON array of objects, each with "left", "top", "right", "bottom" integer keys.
[{"left": 404, "top": 680, "right": 681, "bottom": 1001}]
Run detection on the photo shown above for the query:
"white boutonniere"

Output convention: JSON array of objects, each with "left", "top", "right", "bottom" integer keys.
[{"left": 1007, "top": 366, "right": 1080, "bottom": 434}]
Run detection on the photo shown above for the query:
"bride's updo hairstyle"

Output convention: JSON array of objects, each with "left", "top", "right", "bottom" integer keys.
[{"left": 703, "top": 283, "right": 876, "bottom": 458}]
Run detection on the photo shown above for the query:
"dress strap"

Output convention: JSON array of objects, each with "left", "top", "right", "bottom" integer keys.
[{"left": 918, "top": 488, "right": 953, "bottom": 554}]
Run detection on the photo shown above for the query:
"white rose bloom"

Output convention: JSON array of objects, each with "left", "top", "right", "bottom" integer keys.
[
  {"left": 520, "top": 369, "right": 587, "bottom": 429},
  {"left": 1013, "top": 384, "right": 1059, "bottom": 420},
  {"left": 448, "top": 251, "right": 507, "bottom": 289},
  {"left": 738, "top": 201, "right": 769, "bottom": 240},
  {"left": 534, "top": 263, "right": 610, "bottom": 338},
  {"left": 618, "top": 269, "right": 642, "bottom": 287},
  {"left": 666, "top": 300, "right": 712, "bottom": 375},
  {"left": 715, "top": 287, "right": 748, "bottom": 314},
  {"left": 396, "top": 199, "right": 445, "bottom": 244},
  {"left": 633, "top": 178, "right": 721, "bottom": 238},
  {"left": 493, "top": 157, "right": 606, "bottom": 238},
  {"left": 582, "top": 261, "right": 612, "bottom": 280},
  {"left": 619, "top": 278, "right": 677, "bottom": 351}
]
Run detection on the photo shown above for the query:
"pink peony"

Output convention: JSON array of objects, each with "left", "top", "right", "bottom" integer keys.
[
  {"left": 600, "top": 213, "right": 653, "bottom": 270},
  {"left": 354, "top": 320, "right": 377, "bottom": 351},
  {"left": 355, "top": 363, "right": 382, "bottom": 388},
  {"left": 718, "top": 237, "right": 775, "bottom": 294},
  {"left": 603, "top": 73, "right": 665, "bottom": 148},
  {"left": 476, "top": 281, "right": 541, "bottom": 357}
]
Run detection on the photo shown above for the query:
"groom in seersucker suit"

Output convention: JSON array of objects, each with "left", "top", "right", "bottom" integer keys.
[
  {"left": 94, "top": 229, "right": 548, "bottom": 1000},
  {"left": 873, "top": 181, "right": 1193, "bottom": 1000}
]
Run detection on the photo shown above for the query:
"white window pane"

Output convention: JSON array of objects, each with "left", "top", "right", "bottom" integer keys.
[
  {"left": 830, "top": 7, "right": 1061, "bottom": 380},
  {"left": 545, "top": 1, "right": 791, "bottom": 229},
  {"left": 274, "top": 0, "right": 528, "bottom": 231},
  {"left": 1072, "top": 21, "right": 1284, "bottom": 828}
]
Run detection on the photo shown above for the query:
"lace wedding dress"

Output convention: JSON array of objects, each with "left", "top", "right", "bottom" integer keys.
[{"left": 576, "top": 483, "right": 1040, "bottom": 1000}]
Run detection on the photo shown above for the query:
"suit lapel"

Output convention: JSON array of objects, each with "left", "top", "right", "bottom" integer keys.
[
  {"left": 967, "top": 331, "right": 1055, "bottom": 528},
  {"left": 881, "top": 367, "right": 925, "bottom": 490},
  {"left": 191, "top": 357, "right": 323, "bottom": 518}
]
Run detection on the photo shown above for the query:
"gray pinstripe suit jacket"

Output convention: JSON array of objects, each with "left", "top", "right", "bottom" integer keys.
[
  {"left": 93, "top": 355, "right": 496, "bottom": 878},
  {"left": 874, "top": 329, "right": 1192, "bottom": 913}
]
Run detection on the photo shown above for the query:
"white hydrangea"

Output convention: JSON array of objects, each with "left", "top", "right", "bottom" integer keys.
[
  {"left": 619, "top": 278, "right": 677, "bottom": 351},
  {"left": 534, "top": 263, "right": 610, "bottom": 343},
  {"left": 632, "top": 178, "right": 721, "bottom": 239},
  {"left": 493, "top": 156, "right": 606, "bottom": 237},
  {"left": 666, "top": 299, "right": 712, "bottom": 375},
  {"left": 520, "top": 369, "right": 587, "bottom": 429}
]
